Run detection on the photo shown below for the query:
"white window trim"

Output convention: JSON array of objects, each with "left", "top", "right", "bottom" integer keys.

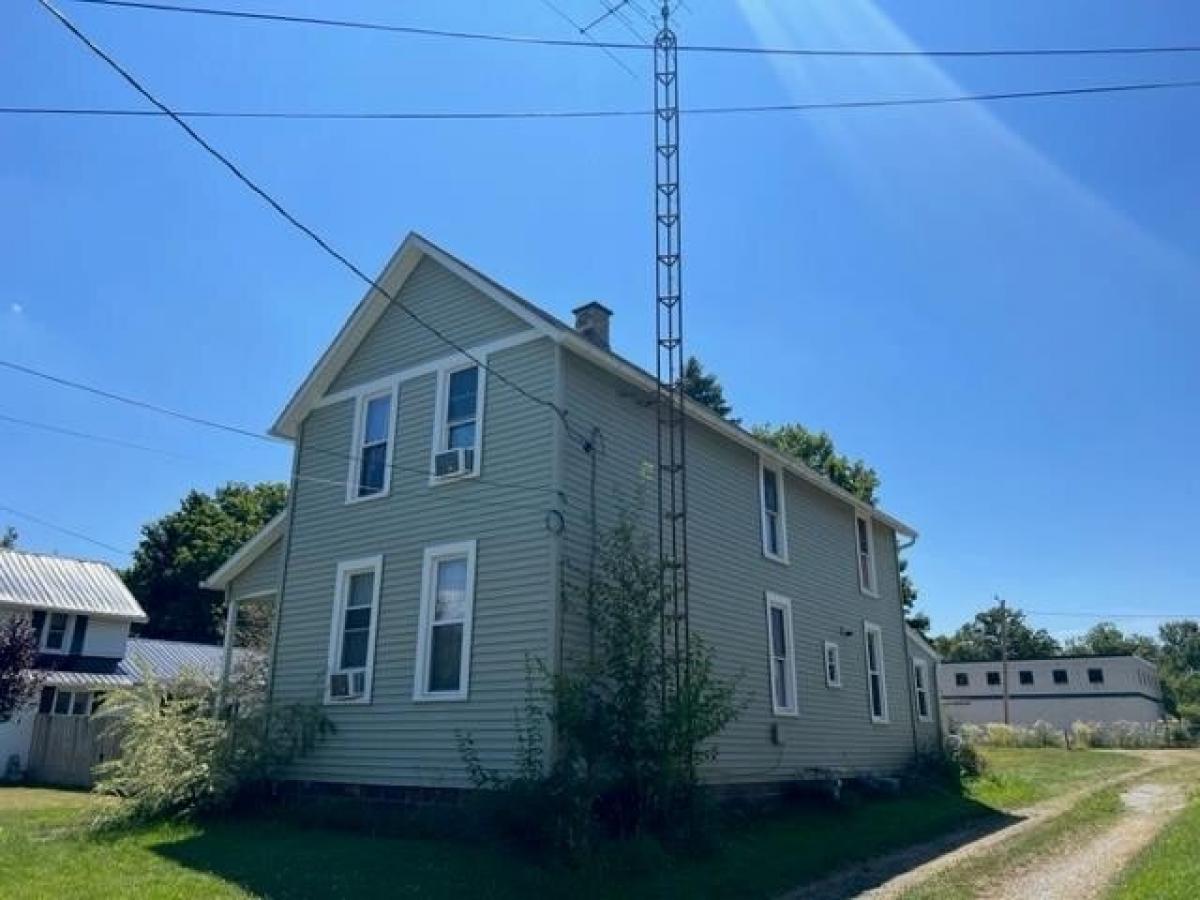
[
  {"left": 823, "top": 640, "right": 842, "bottom": 688},
  {"left": 413, "top": 540, "right": 478, "bottom": 702},
  {"left": 345, "top": 385, "right": 399, "bottom": 504},
  {"left": 40, "top": 612, "right": 75, "bottom": 655},
  {"left": 429, "top": 360, "right": 487, "bottom": 485},
  {"left": 855, "top": 512, "right": 879, "bottom": 598},
  {"left": 46, "top": 687, "right": 92, "bottom": 717},
  {"left": 863, "top": 620, "right": 890, "bottom": 724},
  {"left": 324, "top": 555, "right": 384, "bottom": 705},
  {"left": 913, "top": 658, "right": 932, "bottom": 722},
  {"left": 758, "top": 459, "right": 789, "bottom": 564},
  {"left": 765, "top": 592, "right": 798, "bottom": 717}
]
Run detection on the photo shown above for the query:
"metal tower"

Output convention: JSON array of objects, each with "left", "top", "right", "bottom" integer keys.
[{"left": 654, "top": 3, "right": 689, "bottom": 707}]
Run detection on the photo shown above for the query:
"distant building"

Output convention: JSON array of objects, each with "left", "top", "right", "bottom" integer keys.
[
  {"left": 938, "top": 655, "right": 1164, "bottom": 729},
  {"left": 0, "top": 549, "right": 233, "bottom": 782}
]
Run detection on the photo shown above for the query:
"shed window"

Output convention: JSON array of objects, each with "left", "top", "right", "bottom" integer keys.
[
  {"left": 855, "top": 513, "right": 878, "bottom": 596},
  {"left": 864, "top": 621, "right": 889, "bottom": 723},
  {"left": 766, "top": 594, "right": 797, "bottom": 715},
  {"left": 986, "top": 671, "right": 1001, "bottom": 687},
  {"left": 955, "top": 672, "right": 969, "bottom": 687},
  {"left": 913, "top": 659, "right": 932, "bottom": 722},
  {"left": 415, "top": 541, "right": 477, "bottom": 700},
  {"left": 1088, "top": 667, "right": 1104, "bottom": 684},
  {"left": 1019, "top": 670, "right": 1034, "bottom": 686},
  {"left": 1053, "top": 669, "right": 1069, "bottom": 685},
  {"left": 759, "top": 462, "right": 788, "bottom": 563}
]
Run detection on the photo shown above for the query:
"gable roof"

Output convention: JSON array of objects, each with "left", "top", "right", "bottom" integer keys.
[
  {"left": 270, "top": 232, "right": 917, "bottom": 538},
  {"left": 43, "top": 638, "right": 257, "bottom": 689},
  {"left": 906, "top": 625, "right": 941, "bottom": 661},
  {"left": 0, "top": 549, "right": 146, "bottom": 622},
  {"left": 199, "top": 511, "right": 286, "bottom": 592}
]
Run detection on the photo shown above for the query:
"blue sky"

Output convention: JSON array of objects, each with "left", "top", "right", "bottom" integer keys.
[{"left": 2, "top": 0, "right": 1198, "bottom": 638}]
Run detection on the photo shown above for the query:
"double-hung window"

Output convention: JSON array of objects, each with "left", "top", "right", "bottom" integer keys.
[
  {"left": 855, "top": 513, "right": 878, "bottom": 596},
  {"left": 765, "top": 593, "right": 797, "bottom": 716},
  {"left": 863, "top": 621, "right": 889, "bottom": 723},
  {"left": 824, "top": 641, "right": 842, "bottom": 688},
  {"left": 759, "top": 461, "right": 788, "bottom": 563},
  {"left": 414, "top": 541, "right": 477, "bottom": 700},
  {"left": 44, "top": 612, "right": 69, "bottom": 652},
  {"left": 912, "top": 659, "right": 932, "bottom": 722},
  {"left": 325, "top": 557, "right": 383, "bottom": 703},
  {"left": 348, "top": 388, "right": 395, "bottom": 501},
  {"left": 432, "top": 364, "right": 483, "bottom": 480}
]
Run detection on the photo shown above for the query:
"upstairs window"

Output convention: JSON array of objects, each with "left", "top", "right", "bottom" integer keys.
[
  {"left": 855, "top": 513, "right": 878, "bottom": 596},
  {"left": 913, "top": 659, "right": 932, "bottom": 722},
  {"left": 43, "top": 613, "right": 69, "bottom": 652},
  {"left": 955, "top": 672, "right": 969, "bottom": 687},
  {"left": 1088, "top": 667, "right": 1104, "bottom": 684},
  {"left": 824, "top": 641, "right": 842, "bottom": 688},
  {"left": 415, "top": 541, "right": 478, "bottom": 700},
  {"left": 1053, "top": 669, "right": 1069, "bottom": 685},
  {"left": 863, "top": 621, "right": 889, "bottom": 723},
  {"left": 759, "top": 462, "right": 788, "bottom": 563},
  {"left": 1019, "top": 670, "right": 1034, "bottom": 686},
  {"left": 986, "top": 671, "right": 1001, "bottom": 687},
  {"left": 765, "top": 593, "right": 797, "bottom": 715},
  {"left": 325, "top": 557, "right": 383, "bottom": 703},
  {"left": 348, "top": 389, "right": 395, "bottom": 501},
  {"left": 432, "top": 364, "right": 482, "bottom": 481}
]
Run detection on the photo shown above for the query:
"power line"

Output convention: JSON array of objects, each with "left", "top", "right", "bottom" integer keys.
[
  {"left": 0, "top": 373, "right": 566, "bottom": 499},
  {"left": 0, "top": 503, "right": 132, "bottom": 556},
  {"left": 1026, "top": 609, "right": 1199, "bottom": 620},
  {"left": 8, "top": 76, "right": 1200, "bottom": 122},
  {"left": 35, "top": 0, "right": 573, "bottom": 435},
  {"left": 65, "top": 0, "right": 1200, "bottom": 58},
  {"left": 536, "top": 0, "right": 637, "bottom": 77}
]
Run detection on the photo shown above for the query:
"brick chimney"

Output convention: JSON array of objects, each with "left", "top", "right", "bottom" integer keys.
[{"left": 572, "top": 302, "right": 613, "bottom": 350}]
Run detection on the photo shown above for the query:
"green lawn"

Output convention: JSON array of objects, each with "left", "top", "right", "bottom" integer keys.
[
  {"left": 967, "top": 748, "right": 1142, "bottom": 810},
  {"left": 1109, "top": 785, "right": 1200, "bottom": 899},
  {"left": 0, "top": 750, "right": 1138, "bottom": 899}
]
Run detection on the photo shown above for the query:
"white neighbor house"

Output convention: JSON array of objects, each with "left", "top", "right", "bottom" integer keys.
[{"left": 938, "top": 655, "right": 1165, "bottom": 730}]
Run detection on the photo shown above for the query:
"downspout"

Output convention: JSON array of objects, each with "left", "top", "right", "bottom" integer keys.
[{"left": 895, "top": 532, "right": 922, "bottom": 759}]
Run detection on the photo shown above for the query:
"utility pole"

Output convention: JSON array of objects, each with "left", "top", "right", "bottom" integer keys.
[
  {"left": 998, "top": 594, "right": 1011, "bottom": 725},
  {"left": 653, "top": 1, "right": 690, "bottom": 743}
]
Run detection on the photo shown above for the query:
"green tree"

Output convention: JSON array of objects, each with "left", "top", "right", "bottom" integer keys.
[
  {"left": 680, "top": 356, "right": 735, "bottom": 420},
  {"left": 751, "top": 423, "right": 880, "bottom": 505},
  {"left": 124, "top": 482, "right": 287, "bottom": 643},
  {"left": 0, "top": 526, "right": 17, "bottom": 549},
  {"left": 1064, "top": 622, "right": 1158, "bottom": 659},
  {"left": 932, "top": 603, "right": 1061, "bottom": 662},
  {"left": 0, "top": 615, "right": 43, "bottom": 721},
  {"left": 1158, "top": 620, "right": 1200, "bottom": 722}
]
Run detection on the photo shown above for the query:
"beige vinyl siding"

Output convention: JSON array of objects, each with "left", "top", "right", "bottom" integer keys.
[
  {"left": 560, "top": 352, "right": 919, "bottom": 783},
  {"left": 273, "top": 333, "right": 559, "bottom": 787},
  {"left": 327, "top": 257, "right": 531, "bottom": 396},
  {"left": 228, "top": 536, "right": 282, "bottom": 604}
]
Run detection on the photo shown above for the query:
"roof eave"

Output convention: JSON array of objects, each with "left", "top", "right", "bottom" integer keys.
[{"left": 200, "top": 512, "right": 287, "bottom": 591}]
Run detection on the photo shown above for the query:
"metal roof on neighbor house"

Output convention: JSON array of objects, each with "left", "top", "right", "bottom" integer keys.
[
  {"left": 0, "top": 549, "right": 146, "bottom": 621},
  {"left": 44, "top": 638, "right": 250, "bottom": 689}
]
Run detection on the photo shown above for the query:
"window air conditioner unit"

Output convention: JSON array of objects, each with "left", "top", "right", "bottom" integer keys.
[
  {"left": 434, "top": 447, "right": 474, "bottom": 479},
  {"left": 329, "top": 670, "right": 366, "bottom": 700}
]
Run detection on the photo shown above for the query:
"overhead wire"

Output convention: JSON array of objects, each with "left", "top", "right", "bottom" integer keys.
[
  {"left": 63, "top": 0, "right": 1200, "bottom": 58},
  {"left": 33, "top": 0, "right": 580, "bottom": 445},
  {"left": 0, "top": 502, "right": 132, "bottom": 556},
  {"left": 8, "top": 77, "right": 1200, "bottom": 121}
]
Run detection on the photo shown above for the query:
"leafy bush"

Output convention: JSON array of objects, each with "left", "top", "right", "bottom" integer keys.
[
  {"left": 941, "top": 733, "right": 988, "bottom": 779},
  {"left": 963, "top": 719, "right": 1192, "bottom": 750},
  {"left": 459, "top": 519, "right": 739, "bottom": 857},
  {"left": 92, "top": 660, "right": 329, "bottom": 828},
  {"left": 984, "top": 723, "right": 1016, "bottom": 747}
]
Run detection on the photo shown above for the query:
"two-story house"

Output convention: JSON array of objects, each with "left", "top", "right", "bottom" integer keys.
[
  {"left": 204, "top": 232, "right": 940, "bottom": 795},
  {"left": 0, "top": 548, "right": 233, "bottom": 784}
]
